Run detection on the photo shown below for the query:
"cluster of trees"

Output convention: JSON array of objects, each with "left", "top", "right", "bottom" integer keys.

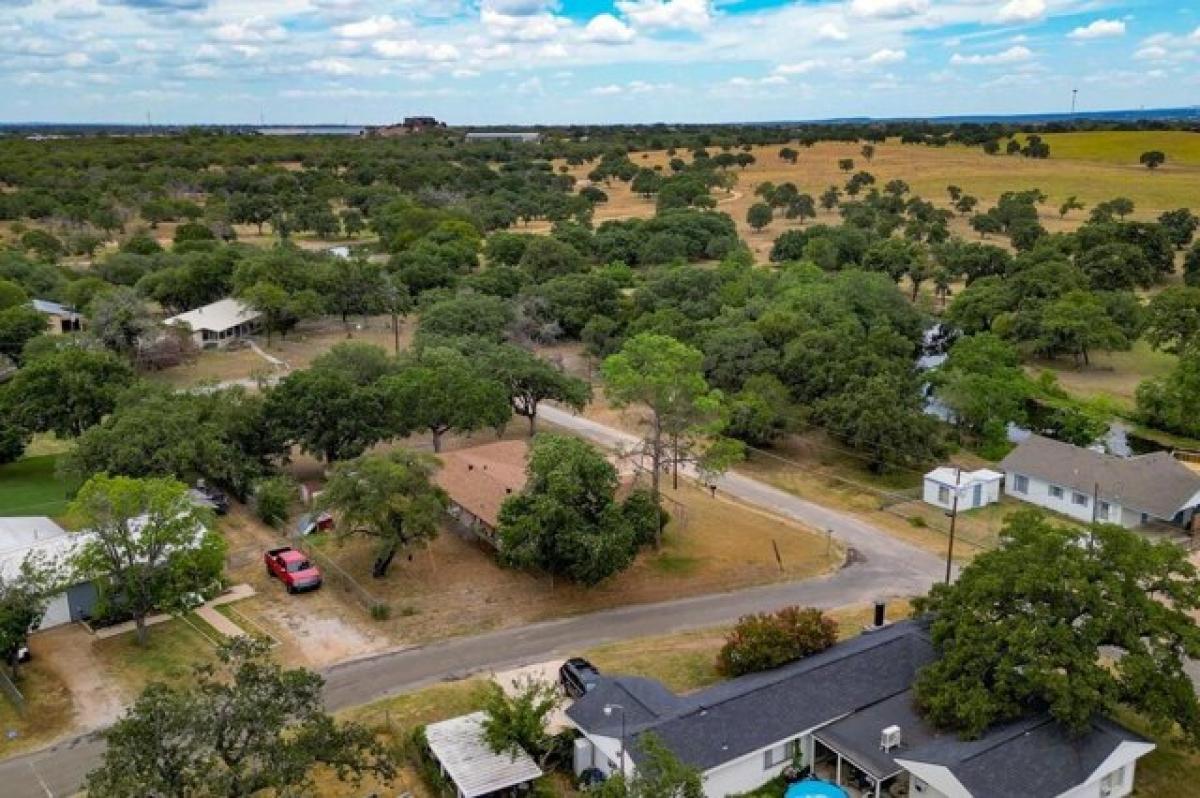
[
  {"left": 914, "top": 510, "right": 1200, "bottom": 746},
  {"left": 497, "top": 434, "right": 663, "bottom": 585}
]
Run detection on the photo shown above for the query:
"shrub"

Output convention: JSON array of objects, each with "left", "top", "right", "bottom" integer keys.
[
  {"left": 253, "top": 475, "right": 295, "bottom": 527},
  {"left": 717, "top": 606, "right": 838, "bottom": 676}
]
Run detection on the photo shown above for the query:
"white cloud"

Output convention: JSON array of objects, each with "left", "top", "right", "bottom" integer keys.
[
  {"left": 54, "top": 1, "right": 103, "bottom": 20},
  {"left": 1068, "top": 19, "right": 1125, "bottom": 40},
  {"left": 333, "top": 16, "right": 407, "bottom": 39},
  {"left": 615, "top": 0, "right": 712, "bottom": 32},
  {"left": 774, "top": 59, "right": 823, "bottom": 75},
  {"left": 481, "top": 9, "right": 566, "bottom": 42},
  {"left": 307, "top": 57, "right": 355, "bottom": 75},
  {"left": 817, "top": 23, "right": 848, "bottom": 42},
  {"left": 849, "top": 0, "right": 928, "bottom": 20},
  {"left": 372, "top": 39, "right": 460, "bottom": 61},
  {"left": 865, "top": 48, "right": 906, "bottom": 65},
  {"left": 1191, "top": 27, "right": 1200, "bottom": 42},
  {"left": 951, "top": 45, "right": 1033, "bottom": 65},
  {"left": 590, "top": 84, "right": 623, "bottom": 95},
  {"left": 1133, "top": 44, "right": 1167, "bottom": 61},
  {"left": 582, "top": 13, "right": 635, "bottom": 44},
  {"left": 452, "top": 68, "right": 479, "bottom": 78},
  {"left": 482, "top": 0, "right": 555, "bottom": 15},
  {"left": 213, "top": 16, "right": 286, "bottom": 44},
  {"left": 590, "top": 80, "right": 673, "bottom": 95},
  {"left": 64, "top": 52, "right": 90, "bottom": 68},
  {"left": 995, "top": 0, "right": 1045, "bottom": 24},
  {"left": 539, "top": 43, "right": 568, "bottom": 57}
]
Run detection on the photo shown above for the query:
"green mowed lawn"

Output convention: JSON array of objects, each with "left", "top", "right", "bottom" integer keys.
[
  {"left": 1032, "top": 131, "right": 1200, "bottom": 167},
  {"left": 0, "top": 454, "right": 70, "bottom": 517}
]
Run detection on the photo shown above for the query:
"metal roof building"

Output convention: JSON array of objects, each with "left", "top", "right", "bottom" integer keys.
[{"left": 425, "top": 711, "right": 543, "bottom": 798}]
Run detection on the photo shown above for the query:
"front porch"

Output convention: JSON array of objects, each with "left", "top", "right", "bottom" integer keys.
[{"left": 810, "top": 738, "right": 909, "bottom": 798}]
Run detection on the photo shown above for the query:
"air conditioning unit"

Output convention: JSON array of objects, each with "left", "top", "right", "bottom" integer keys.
[{"left": 881, "top": 725, "right": 902, "bottom": 752}]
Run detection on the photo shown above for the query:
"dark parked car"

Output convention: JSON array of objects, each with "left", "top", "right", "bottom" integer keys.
[
  {"left": 559, "top": 657, "right": 600, "bottom": 698},
  {"left": 190, "top": 481, "right": 229, "bottom": 515}
]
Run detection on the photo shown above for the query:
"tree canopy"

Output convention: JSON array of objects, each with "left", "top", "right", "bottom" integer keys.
[{"left": 913, "top": 510, "right": 1200, "bottom": 744}]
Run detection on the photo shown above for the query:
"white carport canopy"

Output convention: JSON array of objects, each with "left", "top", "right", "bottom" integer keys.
[{"left": 425, "top": 711, "right": 544, "bottom": 798}]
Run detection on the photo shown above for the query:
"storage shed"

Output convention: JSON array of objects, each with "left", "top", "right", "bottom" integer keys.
[
  {"left": 922, "top": 467, "right": 1003, "bottom": 511},
  {"left": 425, "top": 711, "right": 543, "bottom": 798}
]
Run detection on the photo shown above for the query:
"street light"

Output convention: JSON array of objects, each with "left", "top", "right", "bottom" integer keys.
[{"left": 603, "top": 703, "right": 627, "bottom": 779}]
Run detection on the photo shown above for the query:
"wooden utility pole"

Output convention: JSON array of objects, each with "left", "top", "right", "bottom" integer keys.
[{"left": 944, "top": 467, "right": 961, "bottom": 584}]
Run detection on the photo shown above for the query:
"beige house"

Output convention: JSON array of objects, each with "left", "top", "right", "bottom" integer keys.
[
  {"left": 30, "top": 299, "right": 82, "bottom": 334},
  {"left": 164, "top": 298, "right": 262, "bottom": 349}
]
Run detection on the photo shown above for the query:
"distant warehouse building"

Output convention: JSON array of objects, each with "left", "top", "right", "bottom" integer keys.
[{"left": 464, "top": 131, "right": 541, "bottom": 143}]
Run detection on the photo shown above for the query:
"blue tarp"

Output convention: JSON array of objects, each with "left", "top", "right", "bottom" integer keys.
[{"left": 784, "top": 780, "right": 848, "bottom": 798}]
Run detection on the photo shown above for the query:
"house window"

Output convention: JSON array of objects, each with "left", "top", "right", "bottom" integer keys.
[
  {"left": 763, "top": 740, "right": 797, "bottom": 770},
  {"left": 1049, "top": 485, "right": 1064, "bottom": 500},
  {"left": 1100, "top": 766, "right": 1126, "bottom": 797},
  {"left": 937, "top": 486, "right": 950, "bottom": 504},
  {"left": 1098, "top": 501, "right": 1111, "bottom": 521},
  {"left": 1013, "top": 474, "right": 1029, "bottom": 493},
  {"left": 1072, "top": 492, "right": 1089, "bottom": 507}
]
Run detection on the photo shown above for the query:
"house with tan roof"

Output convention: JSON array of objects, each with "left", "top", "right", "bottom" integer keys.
[{"left": 433, "top": 440, "right": 530, "bottom": 545}]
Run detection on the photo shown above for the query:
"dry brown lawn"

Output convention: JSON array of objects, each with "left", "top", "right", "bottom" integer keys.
[
  {"left": 0, "top": 656, "right": 75, "bottom": 757},
  {"left": 303, "top": 477, "right": 841, "bottom": 646}
]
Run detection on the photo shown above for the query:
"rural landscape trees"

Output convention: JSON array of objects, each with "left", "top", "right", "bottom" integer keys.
[
  {"left": 86, "top": 638, "right": 394, "bottom": 798},
  {"left": 914, "top": 511, "right": 1200, "bottom": 743}
]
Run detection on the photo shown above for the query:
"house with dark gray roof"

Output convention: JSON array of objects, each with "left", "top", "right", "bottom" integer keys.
[
  {"left": 999, "top": 434, "right": 1200, "bottom": 529},
  {"left": 566, "top": 620, "right": 1153, "bottom": 798}
]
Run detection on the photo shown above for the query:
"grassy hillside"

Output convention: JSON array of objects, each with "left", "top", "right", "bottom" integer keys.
[{"left": 1034, "top": 131, "right": 1200, "bottom": 167}]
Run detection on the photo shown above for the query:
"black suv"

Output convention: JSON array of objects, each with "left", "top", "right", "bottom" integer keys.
[
  {"left": 191, "top": 481, "right": 230, "bottom": 515},
  {"left": 559, "top": 657, "right": 600, "bottom": 698}
]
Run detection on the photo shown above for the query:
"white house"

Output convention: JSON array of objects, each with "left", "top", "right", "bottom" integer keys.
[
  {"left": 164, "top": 298, "right": 262, "bottom": 349},
  {"left": 999, "top": 434, "right": 1200, "bottom": 529},
  {"left": 566, "top": 619, "right": 1153, "bottom": 798},
  {"left": 922, "top": 467, "right": 1003, "bottom": 512},
  {"left": 0, "top": 517, "right": 97, "bottom": 630}
]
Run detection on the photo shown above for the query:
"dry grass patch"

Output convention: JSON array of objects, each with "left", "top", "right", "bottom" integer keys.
[
  {"left": 1026, "top": 340, "right": 1177, "bottom": 410},
  {"left": 305, "top": 476, "right": 841, "bottom": 645},
  {"left": 0, "top": 659, "right": 75, "bottom": 756}
]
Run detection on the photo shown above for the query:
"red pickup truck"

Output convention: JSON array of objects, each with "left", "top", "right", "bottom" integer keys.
[{"left": 264, "top": 547, "right": 323, "bottom": 593}]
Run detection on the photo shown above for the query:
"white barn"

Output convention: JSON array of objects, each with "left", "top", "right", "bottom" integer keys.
[
  {"left": 999, "top": 434, "right": 1200, "bottom": 529},
  {"left": 922, "top": 467, "right": 1003, "bottom": 511},
  {"left": 164, "top": 298, "right": 262, "bottom": 349}
]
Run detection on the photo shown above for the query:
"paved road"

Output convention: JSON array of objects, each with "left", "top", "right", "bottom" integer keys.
[{"left": 1, "top": 410, "right": 945, "bottom": 797}]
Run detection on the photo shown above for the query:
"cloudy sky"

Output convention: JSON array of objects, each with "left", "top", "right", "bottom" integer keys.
[{"left": 1, "top": 0, "right": 1197, "bottom": 124}]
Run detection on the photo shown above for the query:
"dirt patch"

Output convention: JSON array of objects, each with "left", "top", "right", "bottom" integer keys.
[
  {"left": 220, "top": 506, "right": 390, "bottom": 668},
  {"left": 28, "top": 624, "right": 128, "bottom": 731}
]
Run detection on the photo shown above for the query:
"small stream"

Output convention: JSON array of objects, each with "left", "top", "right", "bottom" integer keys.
[{"left": 918, "top": 325, "right": 1168, "bottom": 458}]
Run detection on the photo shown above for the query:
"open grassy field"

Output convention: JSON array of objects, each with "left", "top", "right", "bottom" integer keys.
[
  {"left": 1027, "top": 340, "right": 1178, "bottom": 411},
  {"left": 1033, "top": 130, "right": 1200, "bottom": 167},
  {"left": 0, "top": 455, "right": 69, "bottom": 518},
  {"left": 552, "top": 136, "right": 1200, "bottom": 262}
]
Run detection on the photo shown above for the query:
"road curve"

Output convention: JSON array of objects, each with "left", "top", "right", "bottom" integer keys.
[{"left": 0, "top": 410, "right": 945, "bottom": 797}]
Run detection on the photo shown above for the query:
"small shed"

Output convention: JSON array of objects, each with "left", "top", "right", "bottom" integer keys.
[
  {"left": 30, "top": 299, "right": 82, "bottom": 334},
  {"left": 0, "top": 517, "right": 97, "bottom": 630},
  {"left": 425, "top": 711, "right": 543, "bottom": 798},
  {"left": 922, "top": 467, "right": 1002, "bottom": 511}
]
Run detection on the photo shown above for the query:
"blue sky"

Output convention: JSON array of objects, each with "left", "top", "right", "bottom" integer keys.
[{"left": 1, "top": 0, "right": 1197, "bottom": 124}]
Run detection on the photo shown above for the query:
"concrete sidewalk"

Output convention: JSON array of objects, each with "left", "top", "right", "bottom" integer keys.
[{"left": 91, "top": 584, "right": 255, "bottom": 640}]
